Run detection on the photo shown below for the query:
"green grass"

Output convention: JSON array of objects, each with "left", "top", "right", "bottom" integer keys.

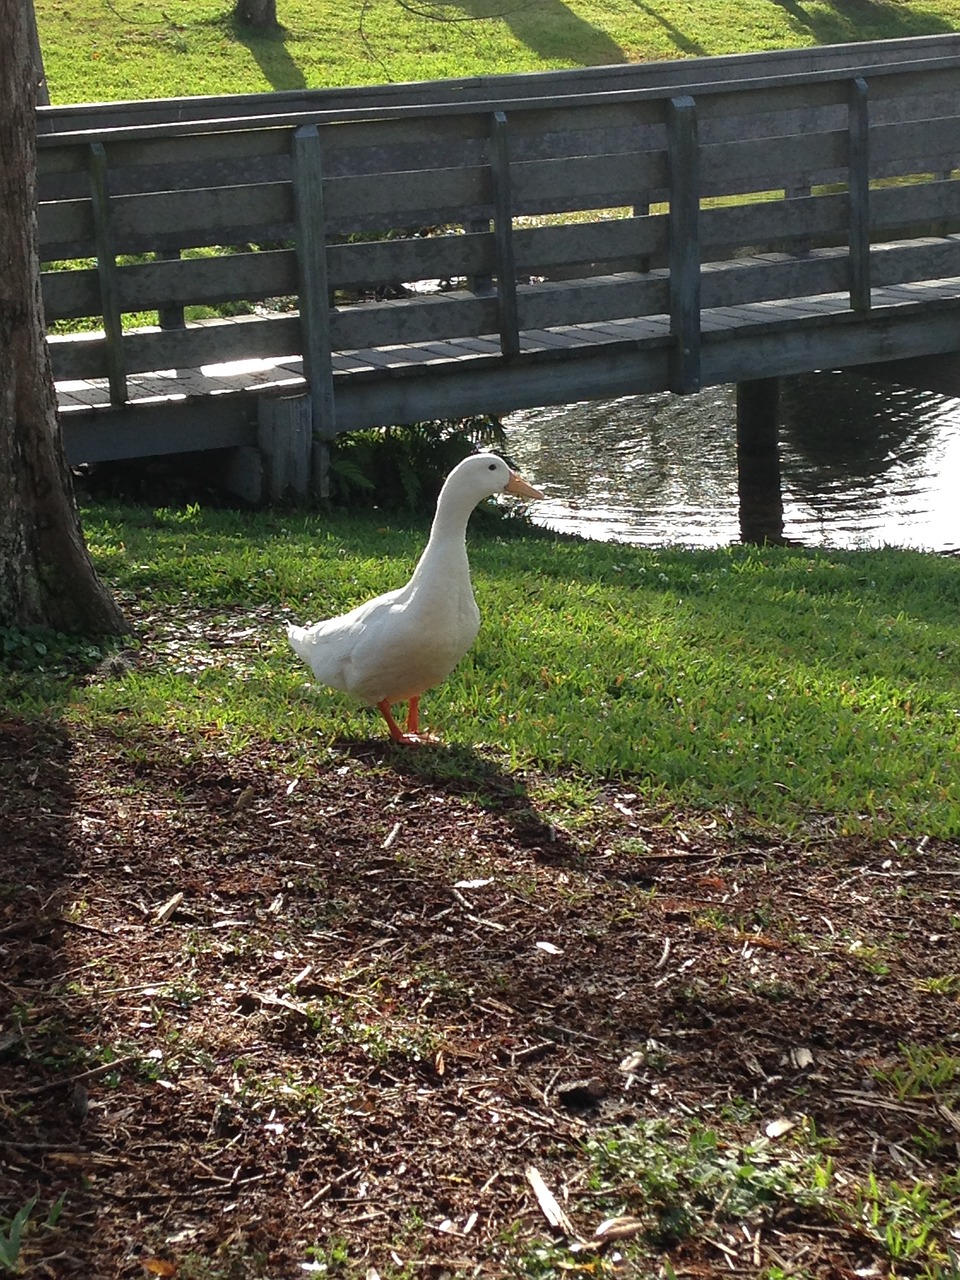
[
  {"left": 7, "top": 501, "right": 960, "bottom": 837},
  {"left": 36, "top": 0, "right": 960, "bottom": 105}
]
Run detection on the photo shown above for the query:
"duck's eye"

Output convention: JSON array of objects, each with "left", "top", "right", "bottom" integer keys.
[{"left": 488, "top": 463, "right": 497, "bottom": 471}]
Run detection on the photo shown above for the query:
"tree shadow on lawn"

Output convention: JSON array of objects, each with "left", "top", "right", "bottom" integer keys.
[
  {"left": 769, "top": 0, "right": 954, "bottom": 43},
  {"left": 627, "top": 3, "right": 708, "bottom": 57},
  {"left": 231, "top": 21, "right": 308, "bottom": 92},
  {"left": 437, "top": 0, "right": 626, "bottom": 67}
]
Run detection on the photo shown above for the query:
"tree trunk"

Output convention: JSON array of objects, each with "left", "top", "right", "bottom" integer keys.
[
  {"left": 25, "top": 0, "right": 49, "bottom": 106},
  {"left": 234, "top": 0, "right": 279, "bottom": 30},
  {"left": 0, "top": 0, "right": 127, "bottom": 636}
]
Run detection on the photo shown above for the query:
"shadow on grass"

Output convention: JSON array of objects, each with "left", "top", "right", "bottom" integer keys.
[
  {"left": 230, "top": 19, "right": 307, "bottom": 91},
  {"left": 438, "top": 0, "right": 625, "bottom": 66},
  {"left": 769, "top": 0, "right": 954, "bottom": 43},
  {"left": 627, "top": 2, "right": 708, "bottom": 57}
]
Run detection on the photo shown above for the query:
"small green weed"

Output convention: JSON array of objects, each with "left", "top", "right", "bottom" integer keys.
[
  {"left": 874, "top": 1045, "right": 960, "bottom": 1101},
  {"left": 584, "top": 1117, "right": 833, "bottom": 1247},
  {"left": 0, "top": 1195, "right": 66, "bottom": 1275},
  {"left": 0, "top": 1197, "right": 36, "bottom": 1274},
  {"left": 851, "top": 1172, "right": 960, "bottom": 1269}
]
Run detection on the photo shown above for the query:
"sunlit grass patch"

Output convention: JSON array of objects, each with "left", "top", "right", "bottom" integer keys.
[{"left": 6, "top": 504, "right": 960, "bottom": 835}]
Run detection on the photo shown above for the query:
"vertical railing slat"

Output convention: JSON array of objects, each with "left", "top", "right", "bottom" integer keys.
[
  {"left": 848, "top": 76, "right": 871, "bottom": 313},
  {"left": 292, "top": 123, "right": 336, "bottom": 496},
  {"left": 666, "top": 95, "right": 701, "bottom": 394},
  {"left": 87, "top": 142, "right": 127, "bottom": 405},
  {"left": 490, "top": 110, "right": 520, "bottom": 359}
]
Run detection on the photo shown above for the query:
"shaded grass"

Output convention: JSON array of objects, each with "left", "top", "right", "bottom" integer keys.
[
  {"left": 35, "top": 0, "right": 960, "bottom": 105},
  {"left": 8, "top": 501, "right": 960, "bottom": 837}
]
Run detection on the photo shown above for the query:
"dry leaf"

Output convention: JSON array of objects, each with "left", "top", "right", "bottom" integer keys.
[
  {"left": 764, "top": 1117, "right": 796, "bottom": 1139},
  {"left": 233, "top": 785, "right": 256, "bottom": 811},
  {"left": 525, "top": 1165, "right": 577, "bottom": 1237},
  {"left": 143, "top": 1260, "right": 178, "bottom": 1278},
  {"left": 594, "top": 1215, "right": 644, "bottom": 1242},
  {"left": 153, "top": 892, "right": 183, "bottom": 925},
  {"left": 791, "top": 1046, "right": 815, "bottom": 1069}
]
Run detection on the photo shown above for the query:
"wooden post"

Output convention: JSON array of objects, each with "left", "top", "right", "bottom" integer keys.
[
  {"left": 157, "top": 249, "right": 185, "bottom": 330},
  {"left": 466, "top": 218, "right": 493, "bottom": 293},
  {"left": 292, "top": 123, "right": 335, "bottom": 497},
  {"left": 666, "top": 95, "right": 700, "bottom": 394},
  {"left": 848, "top": 76, "right": 871, "bottom": 313},
  {"left": 257, "top": 394, "right": 312, "bottom": 502},
  {"left": 736, "top": 378, "right": 784, "bottom": 545},
  {"left": 87, "top": 142, "right": 127, "bottom": 406},
  {"left": 490, "top": 110, "right": 520, "bottom": 359}
]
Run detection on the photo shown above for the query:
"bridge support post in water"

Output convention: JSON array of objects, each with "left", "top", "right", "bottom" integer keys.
[{"left": 736, "top": 377, "right": 784, "bottom": 545}]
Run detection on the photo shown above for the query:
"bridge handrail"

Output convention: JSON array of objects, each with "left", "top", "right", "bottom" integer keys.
[
  {"left": 41, "top": 42, "right": 960, "bottom": 460},
  {"left": 35, "top": 30, "right": 960, "bottom": 135},
  {"left": 37, "top": 51, "right": 960, "bottom": 147}
]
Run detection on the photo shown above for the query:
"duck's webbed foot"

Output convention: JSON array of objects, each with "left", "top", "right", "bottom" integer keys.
[{"left": 377, "top": 698, "right": 439, "bottom": 746}]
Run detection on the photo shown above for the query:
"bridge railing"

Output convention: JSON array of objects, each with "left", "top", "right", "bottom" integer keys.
[{"left": 38, "top": 48, "right": 960, "bottom": 438}]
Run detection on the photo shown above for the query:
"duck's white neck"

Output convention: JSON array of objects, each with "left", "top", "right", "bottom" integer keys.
[{"left": 410, "top": 479, "right": 477, "bottom": 583}]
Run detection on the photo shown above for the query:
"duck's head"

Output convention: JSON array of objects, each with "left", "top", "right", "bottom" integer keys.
[{"left": 447, "top": 452, "right": 544, "bottom": 505}]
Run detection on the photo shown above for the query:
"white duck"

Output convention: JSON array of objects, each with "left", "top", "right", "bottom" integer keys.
[{"left": 287, "top": 452, "right": 543, "bottom": 744}]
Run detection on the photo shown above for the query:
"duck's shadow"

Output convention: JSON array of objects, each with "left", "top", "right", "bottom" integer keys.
[{"left": 331, "top": 734, "right": 584, "bottom": 868}]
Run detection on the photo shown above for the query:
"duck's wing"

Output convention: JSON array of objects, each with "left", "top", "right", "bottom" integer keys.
[{"left": 286, "top": 588, "right": 406, "bottom": 696}]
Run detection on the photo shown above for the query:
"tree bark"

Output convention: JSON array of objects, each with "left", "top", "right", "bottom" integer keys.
[
  {"left": 25, "top": 0, "right": 49, "bottom": 106},
  {"left": 234, "top": 0, "right": 279, "bottom": 30},
  {"left": 0, "top": 0, "right": 127, "bottom": 635}
]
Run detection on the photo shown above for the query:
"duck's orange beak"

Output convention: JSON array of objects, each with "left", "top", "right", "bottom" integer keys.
[{"left": 504, "top": 470, "right": 544, "bottom": 500}]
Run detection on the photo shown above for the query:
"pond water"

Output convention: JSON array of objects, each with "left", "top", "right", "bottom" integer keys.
[{"left": 503, "top": 371, "right": 960, "bottom": 552}]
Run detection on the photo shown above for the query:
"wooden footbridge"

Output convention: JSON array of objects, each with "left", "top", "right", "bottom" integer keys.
[{"left": 37, "top": 33, "right": 960, "bottom": 502}]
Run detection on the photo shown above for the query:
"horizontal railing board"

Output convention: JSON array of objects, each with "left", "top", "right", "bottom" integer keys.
[
  {"left": 40, "top": 181, "right": 960, "bottom": 325},
  {"left": 38, "top": 33, "right": 960, "bottom": 134},
  {"left": 48, "top": 233, "right": 960, "bottom": 386},
  {"left": 29, "top": 54, "right": 960, "bottom": 189},
  {"left": 50, "top": 312, "right": 302, "bottom": 381},
  {"left": 326, "top": 233, "right": 493, "bottom": 290}
]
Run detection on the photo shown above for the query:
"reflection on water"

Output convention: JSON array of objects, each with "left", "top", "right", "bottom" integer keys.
[{"left": 503, "top": 371, "right": 960, "bottom": 551}]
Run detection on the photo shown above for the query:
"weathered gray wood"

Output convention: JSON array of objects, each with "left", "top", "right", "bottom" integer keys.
[
  {"left": 736, "top": 378, "right": 783, "bottom": 545},
  {"left": 61, "top": 393, "right": 257, "bottom": 463},
  {"left": 257, "top": 393, "right": 312, "bottom": 501},
  {"left": 87, "top": 142, "right": 127, "bottom": 404},
  {"left": 39, "top": 34, "right": 960, "bottom": 138},
  {"left": 848, "top": 76, "right": 871, "bottom": 311},
  {"left": 667, "top": 96, "right": 700, "bottom": 393},
  {"left": 156, "top": 249, "right": 185, "bottom": 330},
  {"left": 490, "top": 111, "right": 520, "bottom": 358},
  {"left": 292, "top": 124, "right": 335, "bottom": 459},
  {"left": 39, "top": 42, "right": 960, "bottom": 477}
]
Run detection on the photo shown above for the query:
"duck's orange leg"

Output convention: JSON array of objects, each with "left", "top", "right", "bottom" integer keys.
[
  {"left": 406, "top": 697, "right": 420, "bottom": 735},
  {"left": 377, "top": 699, "right": 414, "bottom": 744}
]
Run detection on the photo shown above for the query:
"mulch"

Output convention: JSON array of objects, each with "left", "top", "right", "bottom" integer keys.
[{"left": 2, "top": 713, "right": 959, "bottom": 1278}]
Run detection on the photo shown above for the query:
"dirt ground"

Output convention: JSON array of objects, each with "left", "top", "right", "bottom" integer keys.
[{"left": 2, "top": 714, "right": 960, "bottom": 1279}]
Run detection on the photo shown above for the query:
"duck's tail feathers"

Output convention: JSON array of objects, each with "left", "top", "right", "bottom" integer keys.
[{"left": 286, "top": 623, "right": 310, "bottom": 660}]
